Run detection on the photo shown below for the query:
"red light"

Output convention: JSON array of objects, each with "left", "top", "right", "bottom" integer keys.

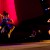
[{"left": 0, "top": 0, "right": 18, "bottom": 25}]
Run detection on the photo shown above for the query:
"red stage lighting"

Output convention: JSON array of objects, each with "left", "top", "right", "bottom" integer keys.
[{"left": 0, "top": 0, "right": 18, "bottom": 25}]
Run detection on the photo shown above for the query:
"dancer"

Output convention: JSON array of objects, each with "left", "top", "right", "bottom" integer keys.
[{"left": 0, "top": 11, "right": 15, "bottom": 38}]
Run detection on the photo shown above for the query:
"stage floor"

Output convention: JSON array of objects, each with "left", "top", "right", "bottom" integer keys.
[{"left": 0, "top": 40, "right": 50, "bottom": 50}]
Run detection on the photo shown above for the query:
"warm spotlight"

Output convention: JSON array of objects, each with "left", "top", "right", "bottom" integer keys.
[
  {"left": 47, "top": 19, "right": 50, "bottom": 23},
  {"left": 0, "top": 26, "right": 2, "bottom": 29},
  {"left": 38, "top": 30, "right": 41, "bottom": 33},
  {"left": 48, "top": 30, "right": 50, "bottom": 35}
]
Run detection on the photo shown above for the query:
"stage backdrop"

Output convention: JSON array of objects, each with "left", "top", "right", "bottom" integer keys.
[
  {"left": 0, "top": 0, "right": 49, "bottom": 25},
  {"left": 15, "top": 0, "right": 44, "bottom": 23}
]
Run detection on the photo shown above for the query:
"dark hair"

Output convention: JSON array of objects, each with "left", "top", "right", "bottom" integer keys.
[{"left": 3, "top": 11, "right": 8, "bottom": 16}]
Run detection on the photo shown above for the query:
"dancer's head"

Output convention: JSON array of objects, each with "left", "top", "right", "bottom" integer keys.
[{"left": 3, "top": 11, "right": 8, "bottom": 17}]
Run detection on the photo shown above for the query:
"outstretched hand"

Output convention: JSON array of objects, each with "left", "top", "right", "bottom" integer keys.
[{"left": 0, "top": 14, "right": 4, "bottom": 19}]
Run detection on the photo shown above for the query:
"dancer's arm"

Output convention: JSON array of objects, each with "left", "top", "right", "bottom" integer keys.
[{"left": 0, "top": 14, "right": 4, "bottom": 18}]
